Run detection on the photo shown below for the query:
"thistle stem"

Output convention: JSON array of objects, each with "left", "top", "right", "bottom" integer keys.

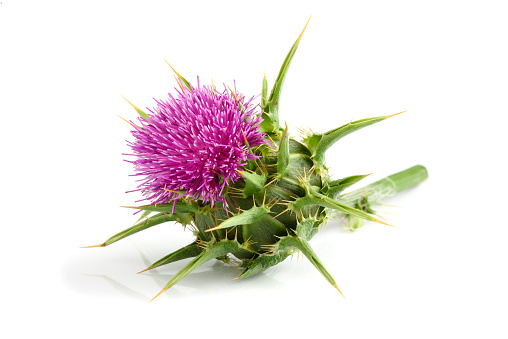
[{"left": 340, "top": 165, "right": 428, "bottom": 206}]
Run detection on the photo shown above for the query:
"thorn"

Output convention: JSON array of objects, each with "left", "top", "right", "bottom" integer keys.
[
  {"left": 121, "top": 205, "right": 141, "bottom": 209},
  {"left": 164, "top": 59, "right": 183, "bottom": 78},
  {"left": 299, "top": 16, "right": 312, "bottom": 39},
  {"left": 149, "top": 287, "right": 168, "bottom": 303},
  {"left": 137, "top": 267, "right": 151, "bottom": 274},
  {"left": 334, "top": 284, "right": 346, "bottom": 299},
  {"left": 379, "top": 203, "right": 400, "bottom": 208},
  {"left": 241, "top": 129, "right": 249, "bottom": 147},
  {"left": 232, "top": 276, "right": 241, "bottom": 281},
  {"left": 117, "top": 115, "right": 140, "bottom": 129},
  {"left": 121, "top": 96, "right": 140, "bottom": 111},
  {"left": 206, "top": 225, "right": 222, "bottom": 232},
  {"left": 264, "top": 177, "right": 277, "bottom": 188},
  {"left": 173, "top": 74, "right": 184, "bottom": 92},
  {"left": 308, "top": 166, "right": 316, "bottom": 177},
  {"left": 263, "top": 190, "right": 267, "bottom": 206},
  {"left": 374, "top": 218, "right": 395, "bottom": 227},
  {"left": 274, "top": 209, "right": 289, "bottom": 218},
  {"left": 80, "top": 243, "right": 105, "bottom": 248},
  {"left": 385, "top": 110, "right": 406, "bottom": 119},
  {"left": 227, "top": 86, "right": 238, "bottom": 101},
  {"left": 266, "top": 197, "right": 277, "bottom": 208},
  {"left": 163, "top": 187, "right": 181, "bottom": 194}
]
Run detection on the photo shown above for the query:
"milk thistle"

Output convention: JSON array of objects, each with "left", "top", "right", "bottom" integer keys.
[{"left": 85, "top": 19, "right": 428, "bottom": 301}]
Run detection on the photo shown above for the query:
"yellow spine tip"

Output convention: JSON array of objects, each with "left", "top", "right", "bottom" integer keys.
[
  {"left": 334, "top": 284, "right": 346, "bottom": 299},
  {"left": 80, "top": 243, "right": 105, "bottom": 248},
  {"left": 137, "top": 267, "right": 151, "bottom": 274},
  {"left": 375, "top": 218, "right": 395, "bottom": 227},
  {"left": 149, "top": 287, "right": 168, "bottom": 303},
  {"left": 232, "top": 276, "right": 240, "bottom": 281},
  {"left": 386, "top": 110, "right": 406, "bottom": 119},
  {"left": 121, "top": 96, "right": 139, "bottom": 110},
  {"left": 299, "top": 16, "right": 312, "bottom": 38},
  {"left": 163, "top": 58, "right": 181, "bottom": 77}
]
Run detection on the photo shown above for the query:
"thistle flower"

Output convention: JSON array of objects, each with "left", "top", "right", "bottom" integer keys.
[
  {"left": 86, "top": 19, "right": 427, "bottom": 302},
  {"left": 124, "top": 81, "right": 266, "bottom": 207}
]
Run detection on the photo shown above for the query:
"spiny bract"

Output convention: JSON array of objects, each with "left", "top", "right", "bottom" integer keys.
[{"left": 85, "top": 19, "right": 428, "bottom": 301}]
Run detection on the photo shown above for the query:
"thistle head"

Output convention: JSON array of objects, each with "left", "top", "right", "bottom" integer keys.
[{"left": 125, "top": 80, "right": 266, "bottom": 206}]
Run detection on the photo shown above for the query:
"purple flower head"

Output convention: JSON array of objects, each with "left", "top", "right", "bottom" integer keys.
[{"left": 125, "top": 80, "right": 266, "bottom": 207}]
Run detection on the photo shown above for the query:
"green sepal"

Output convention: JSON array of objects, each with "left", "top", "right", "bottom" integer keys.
[
  {"left": 307, "top": 114, "right": 398, "bottom": 166},
  {"left": 133, "top": 209, "right": 153, "bottom": 225},
  {"left": 239, "top": 170, "right": 267, "bottom": 197},
  {"left": 152, "top": 239, "right": 252, "bottom": 300},
  {"left": 237, "top": 250, "right": 292, "bottom": 279},
  {"left": 324, "top": 174, "right": 371, "bottom": 196},
  {"left": 276, "top": 123, "right": 290, "bottom": 177},
  {"left": 122, "top": 201, "right": 200, "bottom": 214},
  {"left": 265, "top": 18, "right": 310, "bottom": 130},
  {"left": 288, "top": 190, "right": 388, "bottom": 225},
  {"left": 241, "top": 214, "right": 288, "bottom": 253},
  {"left": 294, "top": 217, "right": 319, "bottom": 240},
  {"left": 164, "top": 59, "right": 193, "bottom": 92},
  {"left": 259, "top": 113, "right": 276, "bottom": 133},
  {"left": 271, "top": 233, "right": 340, "bottom": 291},
  {"left": 93, "top": 212, "right": 178, "bottom": 247},
  {"left": 261, "top": 73, "right": 268, "bottom": 110},
  {"left": 122, "top": 96, "right": 150, "bottom": 121},
  {"left": 139, "top": 242, "right": 204, "bottom": 273},
  {"left": 206, "top": 205, "right": 271, "bottom": 232}
]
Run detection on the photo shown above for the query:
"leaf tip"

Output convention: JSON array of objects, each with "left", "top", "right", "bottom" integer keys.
[
  {"left": 163, "top": 58, "right": 181, "bottom": 77},
  {"left": 137, "top": 267, "right": 151, "bottom": 274},
  {"left": 149, "top": 287, "right": 168, "bottom": 303},
  {"left": 386, "top": 110, "right": 406, "bottom": 119},
  {"left": 375, "top": 218, "right": 394, "bottom": 227},
  {"left": 334, "top": 284, "right": 346, "bottom": 299},
  {"left": 299, "top": 16, "right": 312, "bottom": 39},
  {"left": 80, "top": 243, "right": 105, "bottom": 249}
]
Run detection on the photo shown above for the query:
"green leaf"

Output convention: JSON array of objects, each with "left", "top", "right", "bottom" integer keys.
[
  {"left": 273, "top": 234, "right": 344, "bottom": 296},
  {"left": 289, "top": 191, "right": 392, "bottom": 226},
  {"left": 311, "top": 112, "right": 404, "bottom": 165},
  {"left": 277, "top": 123, "right": 290, "bottom": 177},
  {"left": 121, "top": 201, "right": 200, "bottom": 214},
  {"left": 265, "top": 17, "right": 311, "bottom": 129},
  {"left": 206, "top": 205, "right": 270, "bottom": 232},
  {"left": 122, "top": 96, "right": 150, "bottom": 121},
  {"left": 261, "top": 73, "right": 268, "bottom": 110},
  {"left": 239, "top": 170, "right": 267, "bottom": 197},
  {"left": 236, "top": 250, "right": 292, "bottom": 279},
  {"left": 133, "top": 209, "right": 153, "bottom": 225},
  {"left": 138, "top": 242, "right": 204, "bottom": 273},
  {"left": 325, "top": 173, "right": 371, "bottom": 196},
  {"left": 82, "top": 212, "right": 178, "bottom": 248},
  {"left": 150, "top": 240, "right": 248, "bottom": 301}
]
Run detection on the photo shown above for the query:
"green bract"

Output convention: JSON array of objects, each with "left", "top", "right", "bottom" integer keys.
[{"left": 85, "top": 19, "right": 428, "bottom": 301}]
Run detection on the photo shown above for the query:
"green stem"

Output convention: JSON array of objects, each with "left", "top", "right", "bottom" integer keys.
[{"left": 340, "top": 165, "right": 428, "bottom": 206}]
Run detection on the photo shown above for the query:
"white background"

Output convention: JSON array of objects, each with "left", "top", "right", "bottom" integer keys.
[{"left": 1, "top": 0, "right": 507, "bottom": 338}]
